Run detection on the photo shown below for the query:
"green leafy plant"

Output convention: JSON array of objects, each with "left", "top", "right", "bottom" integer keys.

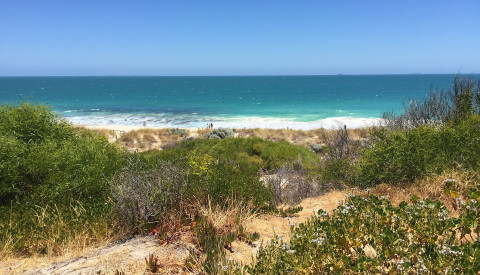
[{"left": 246, "top": 191, "right": 480, "bottom": 274}]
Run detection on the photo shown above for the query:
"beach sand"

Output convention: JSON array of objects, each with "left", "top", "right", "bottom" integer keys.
[{"left": 81, "top": 125, "right": 201, "bottom": 132}]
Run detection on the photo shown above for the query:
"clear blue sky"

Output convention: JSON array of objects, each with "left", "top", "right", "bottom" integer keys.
[{"left": 0, "top": 0, "right": 479, "bottom": 76}]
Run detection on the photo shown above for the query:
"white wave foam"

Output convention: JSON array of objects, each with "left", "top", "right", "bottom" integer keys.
[
  {"left": 66, "top": 115, "right": 381, "bottom": 130},
  {"left": 211, "top": 116, "right": 381, "bottom": 129}
]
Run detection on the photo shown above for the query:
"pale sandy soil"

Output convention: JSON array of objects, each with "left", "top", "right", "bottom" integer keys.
[{"left": 1, "top": 190, "right": 348, "bottom": 275}]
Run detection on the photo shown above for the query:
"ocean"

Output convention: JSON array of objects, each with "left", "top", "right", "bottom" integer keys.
[{"left": 0, "top": 75, "right": 459, "bottom": 129}]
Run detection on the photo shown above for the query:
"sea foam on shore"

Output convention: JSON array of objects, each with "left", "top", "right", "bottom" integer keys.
[{"left": 67, "top": 115, "right": 381, "bottom": 130}]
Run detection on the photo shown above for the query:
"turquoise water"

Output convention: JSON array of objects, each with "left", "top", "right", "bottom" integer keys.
[{"left": 0, "top": 75, "right": 458, "bottom": 129}]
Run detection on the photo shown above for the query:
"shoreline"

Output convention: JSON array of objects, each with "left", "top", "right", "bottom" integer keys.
[{"left": 74, "top": 116, "right": 382, "bottom": 132}]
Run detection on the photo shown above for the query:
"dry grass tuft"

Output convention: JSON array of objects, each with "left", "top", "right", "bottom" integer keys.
[
  {"left": 367, "top": 170, "right": 478, "bottom": 215},
  {"left": 196, "top": 198, "right": 257, "bottom": 235},
  {"left": 112, "top": 128, "right": 194, "bottom": 152},
  {"left": 0, "top": 226, "right": 121, "bottom": 275},
  {"left": 233, "top": 127, "right": 369, "bottom": 148}
]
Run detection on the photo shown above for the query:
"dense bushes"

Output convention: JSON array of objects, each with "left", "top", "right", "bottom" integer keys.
[
  {"left": 356, "top": 75, "right": 480, "bottom": 187},
  {"left": 0, "top": 103, "right": 126, "bottom": 254},
  {"left": 145, "top": 137, "right": 320, "bottom": 207},
  {"left": 358, "top": 112, "right": 480, "bottom": 187}
]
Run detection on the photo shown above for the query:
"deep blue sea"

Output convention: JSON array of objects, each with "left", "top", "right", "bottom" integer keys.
[{"left": 0, "top": 75, "right": 461, "bottom": 129}]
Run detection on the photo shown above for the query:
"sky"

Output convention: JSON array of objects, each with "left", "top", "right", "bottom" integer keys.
[{"left": 0, "top": 0, "right": 479, "bottom": 76}]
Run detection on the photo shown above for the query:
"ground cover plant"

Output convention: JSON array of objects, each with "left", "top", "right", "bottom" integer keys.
[{"left": 246, "top": 189, "right": 480, "bottom": 274}]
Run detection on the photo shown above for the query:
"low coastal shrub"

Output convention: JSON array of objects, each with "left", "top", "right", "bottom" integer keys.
[
  {"left": 0, "top": 103, "right": 75, "bottom": 143},
  {"left": 168, "top": 128, "right": 188, "bottom": 137},
  {"left": 264, "top": 164, "right": 322, "bottom": 205},
  {"left": 204, "top": 127, "right": 235, "bottom": 139},
  {"left": 246, "top": 190, "right": 480, "bottom": 274},
  {"left": 110, "top": 154, "right": 191, "bottom": 233},
  {"left": 309, "top": 143, "right": 324, "bottom": 153},
  {"left": 0, "top": 103, "right": 126, "bottom": 255},
  {"left": 357, "top": 115, "right": 480, "bottom": 187}
]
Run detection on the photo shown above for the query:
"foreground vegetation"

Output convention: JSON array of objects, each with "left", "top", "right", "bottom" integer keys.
[
  {"left": 247, "top": 192, "right": 479, "bottom": 274},
  {"left": 1, "top": 75, "right": 479, "bottom": 273},
  {"left": 0, "top": 104, "right": 126, "bottom": 255}
]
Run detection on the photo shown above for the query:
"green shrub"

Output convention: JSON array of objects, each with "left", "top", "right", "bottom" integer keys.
[
  {"left": 318, "top": 126, "right": 366, "bottom": 187},
  {"left": 144, "top": 137, "right": 321, "bottom": 208},
  {"left": 0, "top": 103, "right": 75, "bottom": 143},
  {"left": 357, "top": 115, "right": 480, "bottom": 187},
  {"left": 0, "top": 103, "right": 126, "bottom": 255},
  {"left": 204, "top": 127, "right": 235, "bottom": 139},
  {"left": 309, "top": 143, "right": 324, "bottom": 153},
  {"left": 168, "top": 128, "right": 188, "bottom": 137},
  {"left": 382, "top": 75, "right": 480, "bottom": 129}
]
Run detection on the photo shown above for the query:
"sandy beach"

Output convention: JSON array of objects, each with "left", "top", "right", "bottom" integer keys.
[{"left": 81, "top": 124, "right": 200, "bottom": 132}]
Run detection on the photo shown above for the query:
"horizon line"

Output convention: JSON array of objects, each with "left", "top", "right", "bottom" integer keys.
[{"left": 0, "top": 73, "right": 475, "bottom": 78}]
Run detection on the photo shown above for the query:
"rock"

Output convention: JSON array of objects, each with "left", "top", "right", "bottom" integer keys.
[{"left": 363, "top": 244, "right": 377, "bottom": 258}]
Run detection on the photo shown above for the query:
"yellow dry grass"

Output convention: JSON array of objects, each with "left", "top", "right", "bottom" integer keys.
[
  {"left": 367, "top": 170, "right": 478, "bottom": 216},
  {"left": 84, "top": 126, "right": 370, "bottom": 152},
  {"left": 234, "top": 127, "right": 369, "bottom": 147},
  {"left": 112, "top": 128, "right": 192, "bottom": 152},
  {"left": 197, "top": 198, "right": 257, "bottom": 235}
]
